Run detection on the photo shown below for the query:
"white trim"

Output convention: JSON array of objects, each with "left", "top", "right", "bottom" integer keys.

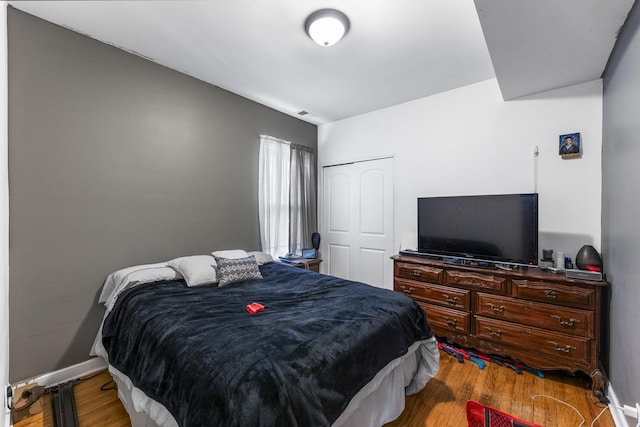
[
  {"left": 2, "top": 384, "right": 9, "bottom": 427},
  {"left": 318, "top": 156, "right": 395, "bottom": 286},
  {"left": 318, "top": 155, "right": 396, "bottom": 259},
  {"left": 318, "top": 154, "right": 395, "bottom": 276},
  {"left": 1, "top": 1, "right": 9, "bottom": 426},
  {"left": 319, "top": 153, "right": 394, "bottom": 169},
  {"left": 609, "top": 382, "right": 632, "bottom": 427},
  {"left": 11, "top": 357, "right": 107, "bottom": 390}
]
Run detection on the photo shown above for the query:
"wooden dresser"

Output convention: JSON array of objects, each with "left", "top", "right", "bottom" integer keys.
[{"left": 392, "top": 254, "right": 608, "bottom": 394}]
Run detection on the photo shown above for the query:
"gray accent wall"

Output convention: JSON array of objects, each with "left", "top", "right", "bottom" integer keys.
[
  {"left": 8, "top": 8, "right": 316, "bottom": 381},
  {"left": 602, "top": 0, "right": 640, "bottom": 413}
]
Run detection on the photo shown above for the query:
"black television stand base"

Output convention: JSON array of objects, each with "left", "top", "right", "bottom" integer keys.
[{"left": 443, "top": 257, "right": 497, "bottom": 270}]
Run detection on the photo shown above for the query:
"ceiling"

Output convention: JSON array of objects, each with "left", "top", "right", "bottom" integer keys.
[
  {"left": 475, "top": 0, "right": 636, "bottom": 100},
  {"left": 8, "top": 0, "right": 637, "bottom": 125}
]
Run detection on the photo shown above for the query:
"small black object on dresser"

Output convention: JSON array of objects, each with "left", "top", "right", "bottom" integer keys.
[
  {"left": 312, "top": 232, "right": 321, "bottom": 250},
  {"left": 576, "top": 245, "right": 603, "bottom": 271}
]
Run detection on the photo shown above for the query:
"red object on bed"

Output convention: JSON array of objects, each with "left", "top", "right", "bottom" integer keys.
[{"left": 466, "top": 400, "right": 543, "bottom": 427}]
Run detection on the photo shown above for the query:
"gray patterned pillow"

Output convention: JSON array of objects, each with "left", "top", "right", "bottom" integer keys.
[{"left": 214, "top": 255, "right": 263, "bottom": 287}]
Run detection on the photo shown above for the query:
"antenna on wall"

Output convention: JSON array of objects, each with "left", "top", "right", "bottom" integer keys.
[{"left": 533, "top": 145, "right": 539, "bottom": 193}]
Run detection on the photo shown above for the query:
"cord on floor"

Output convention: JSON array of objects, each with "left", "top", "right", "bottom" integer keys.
[
  {"left": 74, "top": 369, "right": 116, "bottom": 391},
  {"left": 531, "top": 394, "right": 610, "bottom": 427},
  {"left": 76, "top": 370, "right": 106, "bottom": 383},
  {"left": 100, "top": 380, "right": 116, "bottom": 391}
]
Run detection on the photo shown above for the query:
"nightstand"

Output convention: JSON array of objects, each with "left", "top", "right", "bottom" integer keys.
[{"left": 279, "top": 258, "right": 323, "bottom": 273}]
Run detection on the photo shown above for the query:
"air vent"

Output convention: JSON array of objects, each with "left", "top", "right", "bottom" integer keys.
[{"left": 297, "top": 111, "right": 309, "bottom": 116}]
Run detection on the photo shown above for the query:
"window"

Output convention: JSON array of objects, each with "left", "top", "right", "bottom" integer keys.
[{"left": 258, "top": 135, "right": 316, "bottom": 258}]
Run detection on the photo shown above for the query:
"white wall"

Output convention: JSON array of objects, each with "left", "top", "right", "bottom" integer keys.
[
  {"left": 1, "top": 3, "right": 9, "bottom": 426},
  {"left": 318, "top": 78, "right": 603, "bottom": 262}
]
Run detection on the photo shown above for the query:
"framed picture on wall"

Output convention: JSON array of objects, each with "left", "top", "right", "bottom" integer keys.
[{"left": 559, "top": 132, "right": 581, "bottom": 159}]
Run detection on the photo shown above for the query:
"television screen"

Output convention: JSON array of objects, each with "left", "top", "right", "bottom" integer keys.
[{"left": 417, "top": 193, "right": 538, "bottom": 266}]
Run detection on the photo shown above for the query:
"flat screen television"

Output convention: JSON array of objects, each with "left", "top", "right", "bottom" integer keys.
[{"left": 417, "top": 193, "right": 538, "bottom": 267}]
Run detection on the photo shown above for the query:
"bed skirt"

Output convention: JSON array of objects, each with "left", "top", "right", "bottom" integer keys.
[{"left": 106, "top": 336, "right": 439, "bottom": 427}]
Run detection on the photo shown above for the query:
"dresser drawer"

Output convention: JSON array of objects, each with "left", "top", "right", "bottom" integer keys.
[
  {"left": 395, "top": 278, "right": 470, "bottom": 310},
  {"left": 511, "top": 279, "right": 596, "bottom": 309},
  {"left": 445, "top": 270, "right": 506, "bottom": 294},
  {"left": 420, "top": 303, "right": 470, "bottom": 335},
  {"left": 474, "top": 317, "right": 590, "bottom": 366},
  {"left": 475, "top": 293, "right": 594, "bottom": 338},
  {"left": 395, "top": 262, "right": 444, "bottom": 284}
]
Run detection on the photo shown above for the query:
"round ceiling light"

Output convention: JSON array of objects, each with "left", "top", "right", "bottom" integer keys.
[{"left": 304, "top": 9, "right": 350, "bottom": 47}]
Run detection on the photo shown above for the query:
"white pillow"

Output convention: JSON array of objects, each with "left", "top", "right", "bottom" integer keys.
[
  {"left": 247, "top": 251, "right": 274, "bottom": 265},
  {"left": 168, "top": 255, "right": 218, "bottom": 287},
  {"left": 100, "top": 263, "right": 181, "bottom": 305},
  {"left": 211, "top": 249, "right": 249, "bottom": 259}
]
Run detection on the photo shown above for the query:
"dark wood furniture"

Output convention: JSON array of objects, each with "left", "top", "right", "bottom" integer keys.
[
  {"left": 279, "top": 257, "right": 322, "bottom": 273},
  {"left": 392, "top": 254, "right": 608, "bottom": 395}
]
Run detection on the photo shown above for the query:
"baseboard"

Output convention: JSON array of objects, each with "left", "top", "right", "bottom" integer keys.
[
  {"left": 609, "top": 382, "right": 634, "bottom": 427},
  {"left": 12, "top": 357, "right": 107, "bottom": 390}
]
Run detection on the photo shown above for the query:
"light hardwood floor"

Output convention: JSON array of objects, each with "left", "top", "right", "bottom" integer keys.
[
  {"left": 386, "top": 352, "right": 613, "bottom": 427},
  {"left": 14, "top": 371, "right": 129, "bottom": 427},
  {"left": 14, "top": 353, "right": 614, "bottom": 427}
]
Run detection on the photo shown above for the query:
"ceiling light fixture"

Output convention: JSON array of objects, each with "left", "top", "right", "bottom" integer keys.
[{"left": 304, "top": 9, "right": 350, "bottom": 47}]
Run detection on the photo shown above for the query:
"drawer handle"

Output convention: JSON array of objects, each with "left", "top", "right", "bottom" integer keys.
[
  {"left": 548, "top": 341, "right": 575, "bottom": 353},
  {"left": 412, "top": 269, "right": 422, "bottom": 277},
  {"left": 551, "top": 315, "right": 580, "bottom": 327},
  {"left": 457, "top": 278, "right": 495, "bottom": 289},
  {"left": 486, "top": 303, "right": 505, "bottom": 313},
  {"left": 484, "top": 327, "right": 504, "bottom": 338},
  {"left": 544, "top": 289, "right": 558, "bottom": 299},
  {"left": 400, "top": 285, "right": 414, "bottom": 295},
  {"left": 443, "top": 295, "right": 460, "bottom": 305},
  {"left": 443, "top": 316, "right": 458, "bottom": 328}
]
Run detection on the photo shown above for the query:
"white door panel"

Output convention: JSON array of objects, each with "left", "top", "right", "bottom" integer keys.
[
  {"left": 329, "top": 173, "right": 351, "bottom": 233},
  {"left": 322, "top": 158, "right": 394, "bottom": 289},
  {"left": 360, "top": 170, "right": 385, "bottom": 235},
  {"left": 328, "top": 244, "right": 350, "bottom": 279},
  {"left": 359, "top": 248, "right": 386, "bottom": 288}
]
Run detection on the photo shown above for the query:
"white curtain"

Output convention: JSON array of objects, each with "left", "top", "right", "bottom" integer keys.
[
  {"left": 258, "top": 136, "right": 316, "bottom": 258},
  {"left": 258, "top": 135, "right": 291, "bottom": 258}
]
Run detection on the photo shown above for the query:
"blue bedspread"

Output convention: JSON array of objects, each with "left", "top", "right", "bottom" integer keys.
[{"left": 102, "top": 262, "right": 432, "bottom": 427}]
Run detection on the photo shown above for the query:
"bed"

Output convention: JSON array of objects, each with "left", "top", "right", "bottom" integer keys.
[{"left": 91, "top": 254, "right": 439, "bottom": 427}]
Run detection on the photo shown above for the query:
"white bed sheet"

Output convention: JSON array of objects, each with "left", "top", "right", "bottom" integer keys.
[{"left": 102, "top": 337, "right": 439, "bottom": 427}]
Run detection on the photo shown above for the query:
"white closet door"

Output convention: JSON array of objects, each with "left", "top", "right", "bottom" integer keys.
[{"left": 321, "top": 157, "right": 394, "bottom": 289}]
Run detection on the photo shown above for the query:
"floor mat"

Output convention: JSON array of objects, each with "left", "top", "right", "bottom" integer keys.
[{"left": 466, "top": 400, "right": 543, "bottom": 427}]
